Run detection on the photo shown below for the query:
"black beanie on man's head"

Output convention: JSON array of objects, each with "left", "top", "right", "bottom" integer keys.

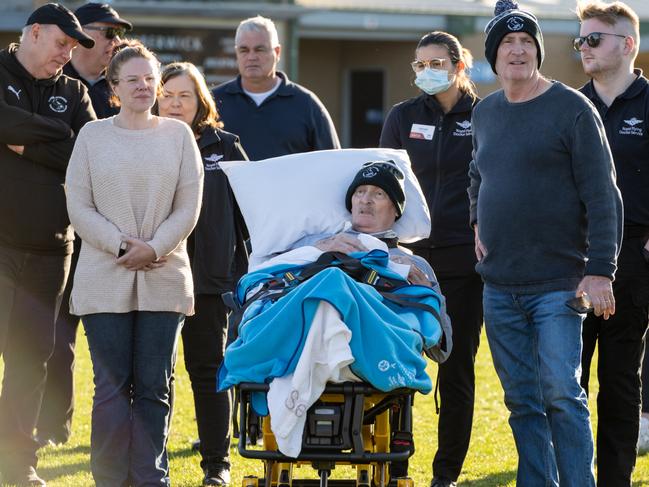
[
  {"left": 345, "top": 160, "right": 406, "bottom": 219},
  {"left": 484, "top": 0, "right": 544, "bottom": 74}
]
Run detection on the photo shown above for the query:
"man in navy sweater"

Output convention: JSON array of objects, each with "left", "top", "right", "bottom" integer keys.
[
  {"left": 212, "top": 15, "right": 339, "bottom": 161},
  {"left": 468, "top": 1, "right": 622, "bottom": 486}
]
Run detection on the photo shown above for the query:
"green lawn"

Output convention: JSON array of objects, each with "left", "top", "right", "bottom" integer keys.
[{"left": 2, "top": 329, "right": 649, "bottom": 486}]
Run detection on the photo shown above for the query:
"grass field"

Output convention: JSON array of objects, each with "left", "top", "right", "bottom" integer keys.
[{"left": 2, "top": 329, "right": 649, "bottom": 486}]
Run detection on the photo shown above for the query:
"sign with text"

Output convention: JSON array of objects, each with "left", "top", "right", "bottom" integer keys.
[{"left": 134, "top": 26, "right": 239, "bottom": 86}]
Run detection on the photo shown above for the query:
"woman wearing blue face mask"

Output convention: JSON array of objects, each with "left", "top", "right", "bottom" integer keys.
[{"left": 379, "top": 31, "right": 481, "bottom": 487}]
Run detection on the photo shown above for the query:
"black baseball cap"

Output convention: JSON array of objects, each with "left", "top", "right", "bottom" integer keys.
[
  {"left": 74, "top": 3, "right": 133, "bottom": 30},
  {"left": 26, "top": 3, "right": 95, "bottom": 49}
]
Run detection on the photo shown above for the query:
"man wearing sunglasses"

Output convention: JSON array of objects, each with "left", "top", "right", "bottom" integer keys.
[
  {"left": 64, "top": 3, "right": 132, "bottom": 118},
  {"left": 575, "top": 2, "right": 649, "bottom": 486},
  {"left": 34, "top": 2, "right": 132, "bottom": 451}
]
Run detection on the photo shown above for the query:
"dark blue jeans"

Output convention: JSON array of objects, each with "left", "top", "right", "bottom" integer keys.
[
  {"left": 83, "top": 311, "right": 184, "bottom": 487},
  {"left": 483, "top": 285, "right": 595, "bottom": 487}
]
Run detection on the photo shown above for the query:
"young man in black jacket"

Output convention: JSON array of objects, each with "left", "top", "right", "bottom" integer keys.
[
  {"left": 576, "top": 2, "right": 649, "bottom": 485},
  {"left": 0, "top": 4, "right": 96, "bottom": 485}
]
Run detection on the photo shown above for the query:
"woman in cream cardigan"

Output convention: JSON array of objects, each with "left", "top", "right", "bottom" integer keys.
[{"left": 65, "top": 42, "right": 203, "bottom": 486}]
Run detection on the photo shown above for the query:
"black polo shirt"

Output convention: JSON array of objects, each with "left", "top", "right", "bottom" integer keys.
[{"left": 581, "top": 70, "right": 649, "bottom": 228}]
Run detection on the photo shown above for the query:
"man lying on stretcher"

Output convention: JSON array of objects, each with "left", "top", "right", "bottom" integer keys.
[
  {"left": 218, "top": 160, "right": 451, "bottom": 457},
  {"left": 296, "top": 160, "right": 436, "bottom": 289}
]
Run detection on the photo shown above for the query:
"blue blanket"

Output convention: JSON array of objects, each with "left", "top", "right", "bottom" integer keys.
[{"left": 217, "top": 250, "right": 443, "bottom": 413}]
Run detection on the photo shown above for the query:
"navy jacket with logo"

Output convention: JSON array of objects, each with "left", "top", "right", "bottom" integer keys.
[
  {"left": 211, "top": 71, "right": 340, "bottom": 161},
  {"left": 380, "top": 91, "right": 478, "bottom": 248},
  {"left": 189, "top": 126, "right": 249, "bottom": 294},
  {"left": 581, "top": 70, "right": 649, "bottom": 228},
  {"left": 0, "top": 44, "right": 96, "bottom": 255}
]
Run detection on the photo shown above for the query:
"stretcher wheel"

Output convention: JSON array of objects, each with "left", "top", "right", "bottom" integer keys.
[
  {"left": 263, "top": 460, "right": 276, "bottom": 486},
  {"left": 395, "top": 478, "right": 414, "bottom": 487},
  {"left": 372, "top": 462, "right": 388, "bottom": 487},
  {"left": 357, "top": 467, "right": 371, "bottom": 486},
  {"left": 278, "top": 464, "right": 292, "bottom": 486},
  {"left": 242, "top": 476, "right": 259, "bottom": 487}
]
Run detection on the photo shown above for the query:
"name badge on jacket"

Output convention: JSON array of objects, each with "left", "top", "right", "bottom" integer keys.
[{"left": 409, "top": 123, "right": 435, "bottom": 140}]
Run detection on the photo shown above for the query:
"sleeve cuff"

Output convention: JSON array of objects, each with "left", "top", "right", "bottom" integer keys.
[{"left": 584, "top": 260, "right": 616, "bottom": 280}]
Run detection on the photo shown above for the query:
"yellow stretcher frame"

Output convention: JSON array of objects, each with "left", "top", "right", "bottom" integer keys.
[{"left": 236, "top": 382, "right": 417, "bottom": 487}]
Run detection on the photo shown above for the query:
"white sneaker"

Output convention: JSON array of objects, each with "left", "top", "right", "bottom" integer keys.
[{"left": 638, "top": 416, "right": 649, "bottom": 454}]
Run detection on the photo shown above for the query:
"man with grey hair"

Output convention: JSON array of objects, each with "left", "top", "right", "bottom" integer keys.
[
  {"left": 212, "top": 15, "right": 340, "bottom": 160},
  {"left": 469, "top": 0, "right": 622, "bottom": 485},
  {"left": 0, "top": 3, "right": 95, "bottom": 485}
]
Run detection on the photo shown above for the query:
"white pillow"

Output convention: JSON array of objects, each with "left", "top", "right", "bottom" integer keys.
[{"left": 220, "top": 148, "right": 431, "bottom": 262}]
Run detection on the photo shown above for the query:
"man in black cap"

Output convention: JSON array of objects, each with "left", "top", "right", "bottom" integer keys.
[
  {"left": 35, "top": 2, "right": 132, "bottom": 451},
  {"left": 0, "top": 3, "right": 96, "bottom": 485},
  {"left": 64, "top": 2, "right": 132, "bottom": 118},
  {"left": 468, "top": 0, "right": 622, "bottom": 485}
]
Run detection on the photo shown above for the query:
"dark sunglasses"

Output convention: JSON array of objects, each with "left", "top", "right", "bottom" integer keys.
[
  {"left": 362, "top": 160, "right": 405, "bottom": 180},
  {"left": 84, "top": 25, "right": 127, "bottom": 40},
  {"left": 573, "top": 32, "right": 626, "bottom": 51}
]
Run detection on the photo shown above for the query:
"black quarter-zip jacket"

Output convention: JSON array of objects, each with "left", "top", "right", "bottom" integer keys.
[
  {"left": 0, "top": 44, "right": 96, "bottom": 255},
  {"left": 581, "top": 70, "right": 649, "bottom": 228},
  {"left": 188, "top": 126, "right": 249, "bottom": 295},
  {"left": 380, "top": 91, "right": 478, "bottom": 248}
]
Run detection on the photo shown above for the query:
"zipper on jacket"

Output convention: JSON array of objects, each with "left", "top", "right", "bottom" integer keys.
[{"left": 429, "top": 114, "right": 444, "bottom": 246}]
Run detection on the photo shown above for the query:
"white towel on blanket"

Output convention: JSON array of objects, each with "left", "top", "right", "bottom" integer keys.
[{"left": 267, "top": 300, "right": 360, "bottom": 457}]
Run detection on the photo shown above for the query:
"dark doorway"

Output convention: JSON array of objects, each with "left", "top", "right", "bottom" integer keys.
[{"left": 349, "top": 70, "right": 384, "bottom": 148}]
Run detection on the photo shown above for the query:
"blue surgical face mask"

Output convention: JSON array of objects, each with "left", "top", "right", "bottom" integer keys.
[{"left": 414, "top": 68, "right": 454, "bottom": 95}]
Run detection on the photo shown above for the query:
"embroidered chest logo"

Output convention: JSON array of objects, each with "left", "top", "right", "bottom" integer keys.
[
  {"left": 620, "top": 117, "right": 644, "bottom": 136},
  {"left": 507, "top": 17, "right": 524, "bottom": 31},
  {"left": 204, "top": 153, "right": 224, "bottom": 171},
  {"left": 48, "top": 96, "right": 68, "bottom": 113},
  {"left": 453, "top": 120, "right": 472, "bottom": 137},
  {"left": 7, "top": 85, "right": 21, "bottom": 100}
]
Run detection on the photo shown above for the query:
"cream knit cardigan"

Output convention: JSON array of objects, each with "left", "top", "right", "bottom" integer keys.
[{"left": 65, "top": 117, "right": 203, "bottom": 316}]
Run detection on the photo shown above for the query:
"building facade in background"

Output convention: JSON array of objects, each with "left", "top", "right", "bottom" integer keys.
[{"left": 3, "top": 0, "right": 648, "bottom": 149}]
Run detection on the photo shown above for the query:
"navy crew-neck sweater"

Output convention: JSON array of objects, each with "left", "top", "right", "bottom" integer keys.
[{"left": 468, "top": 81, "right": 623, "bottom": 293}]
